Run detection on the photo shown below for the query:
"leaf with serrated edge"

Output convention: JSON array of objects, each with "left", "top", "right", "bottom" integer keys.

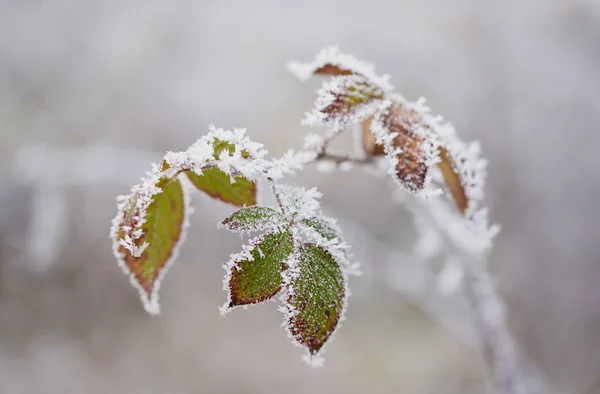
[
  {"left": 224, "top": 231, "right": 293, "bottom": 309},
  {"left": 221, "top": 206, "right": 285, "bottom": 233},
  {"left": 187, "top": 167, "right": 256, "bottom": 206},
  {"left": 112, "top": 176, "right": 188, "bottom": 315},
  {"left": 437, "top": 147, "right": 468, "bottom": 215},
  {"left": 285, "top": 243, "right": 346, "bottom": 357}
]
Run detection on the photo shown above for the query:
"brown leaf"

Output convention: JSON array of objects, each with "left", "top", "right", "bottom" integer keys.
[
  {"left": 437, "top": 147, "right": 468, "bottom": 215},
  {"left": 316, "top": 75, "right": 384, "bottom": 128},
  {"left": 361, "top": 116, "right": 385, "bottom": 156},
  {"left": 380, "top": 104, "right": 428, "bottom": 192},
  {"left": 314, "top": 64, "right": 353, "bottom": 77}
]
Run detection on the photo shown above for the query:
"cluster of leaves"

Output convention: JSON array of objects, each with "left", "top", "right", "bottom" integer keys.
[
  {"left": 111, "top": 125, "right": 266, "bottom": 315},
  {"left": 220, "top": 185, "right": 353, "bottom": 362},
  {"left": 290, "top": 47, "right": 487, "bottom": 217},
  {"left": 111, "top": 125, "right": 353, "bottom": 362}
]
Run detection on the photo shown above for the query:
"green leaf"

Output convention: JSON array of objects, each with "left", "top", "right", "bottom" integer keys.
[
  {"left": 212, "top": 138, "right": 251, "bottom": 159},
  {"left": 186, "top": 167, "right": 256, "bottom": 206},
  {"left": 301, "top": 217, "right": 339, "bottom": 241},
  {"left": 222, "top": 206, "right": 286, "bottom": 233},
  {"left": 114, "top": 176, "right": 186, "bottom": 315},
  {"left": 227, "top": 231, "right": 293, "bottom": 307},
  {"left": 286, "top": 243, "right": 346, "bottom": 355}
]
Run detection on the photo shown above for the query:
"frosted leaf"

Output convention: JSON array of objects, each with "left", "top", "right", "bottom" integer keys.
[
  {"left": 369, "top": 101, "right": 440, "bottom": 195},
  {"left": 288, "top": 46, "right": 392, "bottom": 92},
  {"left": 273, "top": 184, "right": 322, "bottom": 220},
  {"left": 220, "top": 206, "right": 286, "bottom": 234},
  {"left": 283, "top": 243, "right": 347, "bottom": 358},
  {"left": 300, "top": 216, "right": 341, "bottom": 242},
  {"left": 302, "top": 75, "right": 384, "bottom": 131},
  {"left": 186, "top": 167, "right": 256, "bottom": 206},
  {"left": 164, "top": 124, "right": 269, "bottom": 183},
  {"left": 111, "top": 171, "right": 190, "bottom": 315},
  {"left": 221, "top": 231, "right": 293, "bottom": 312},
  {"left": 399, "top": 97, "right": 488, "bottom": 217}
]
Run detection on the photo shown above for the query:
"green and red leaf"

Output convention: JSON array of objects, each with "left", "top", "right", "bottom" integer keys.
[
  {"left": 112, "top": 175, "right": 188, "bottom": 315},
  {"left": 225, "top": 231, "right": 294, "bottom": 308},
  {"left": 285, "top": 243, "right": 346, "bottom": 356}
]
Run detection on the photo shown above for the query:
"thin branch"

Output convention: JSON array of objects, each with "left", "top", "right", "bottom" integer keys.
[{"left": 315, "top": 150, "right": 374, "bottom": 165}]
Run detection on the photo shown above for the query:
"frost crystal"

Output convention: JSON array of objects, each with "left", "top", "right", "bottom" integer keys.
[
  {"left": 164, "top": 124, "right": 269, "bottom": 181},
  {"left": 273, "top": 184, "right": 322, "bottom": 220},
  {"left": 288, "top": 46, "right": 393, "bottom": 92}
]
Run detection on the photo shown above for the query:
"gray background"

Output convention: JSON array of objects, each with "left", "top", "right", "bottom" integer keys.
[{"left": 1, "top": 1, "right": 599, "bottom": 393}]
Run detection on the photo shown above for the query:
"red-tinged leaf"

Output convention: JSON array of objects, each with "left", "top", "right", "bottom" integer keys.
[
  {"left": 113, "top": 176, "right": 187, "bottom": 315},
  {"left": 226, "top": 231, "right": 293, "bottom": 307},
  {"left": 379, "top": 103, "right": 429, "bottom": 192},
  {"left": 438, "top": 147, "right": 468, "bottom": 215},
  {"left": 310, "top": 75, "right": 383, "bottom": 130},
  {"left": 286, "top": 243, "right": 346, "bottom": 355},
  {"left": 186, "top": 167, "right": 256, "bottom": 206},
  {"left": 313, "top": 64, "right": 353, "bottom": 77}
]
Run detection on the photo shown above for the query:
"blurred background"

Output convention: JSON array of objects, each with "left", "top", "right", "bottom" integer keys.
[{"left": 1, "top": 0, "right": 599, "bottom": 393}]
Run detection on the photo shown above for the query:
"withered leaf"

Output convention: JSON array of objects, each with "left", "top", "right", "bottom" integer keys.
[
  {"left": 379, "top": 103, "right": 428, "bottom": 192},
  {"left": 313, "top": 64, "right": 354, "bottom": 77},
  {"left": 437, "top": 147, "right": 469, "bottom": 215}
]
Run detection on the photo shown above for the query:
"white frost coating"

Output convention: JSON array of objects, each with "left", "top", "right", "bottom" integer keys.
[
  {"left": 301, "top": 75, "right": 383, "bottom": 131},
  {"left": 273, "top": 184, "right": 322, "bottom": 220},
  {"left": 303, "top": 133, "right": 325, "bottom": 151},
  {"left": 113, "top": 162, "right": 165, "bottom": 258},
  {"left": 219, "top": 206, "right": 287, "bottom": 235},
  {"left": 110, "top": 173, "right": 192, "bottom": 315},
  {"left": 264, "top": 150, "right": 316, "bottom": 180},
  {"left": 288, "top": 46, "right": 393, "bottom": 92},
  {"left": 437, "top": 256, "right": 465, "bottom": 295},
  {"left": 296, "top": 215, "right": 352, "bottom": 270},
  {"left": 369, "top": 100, "right": 441, "bottom": 199},
  {"left": 164, "top": 124, "right": 269, "bottom": 181}
]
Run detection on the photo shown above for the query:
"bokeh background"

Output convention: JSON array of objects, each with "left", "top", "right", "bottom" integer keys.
[{"left": 1, "top": 1, "right": 599, "bottom": 393}]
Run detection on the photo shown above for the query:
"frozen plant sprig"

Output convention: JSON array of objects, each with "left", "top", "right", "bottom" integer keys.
[
  {"left": 111, "top": 48, "right": 515, "bottom": 389},
  {"left": 111, "top": 122, "right": 356, "bottom": 362}
]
